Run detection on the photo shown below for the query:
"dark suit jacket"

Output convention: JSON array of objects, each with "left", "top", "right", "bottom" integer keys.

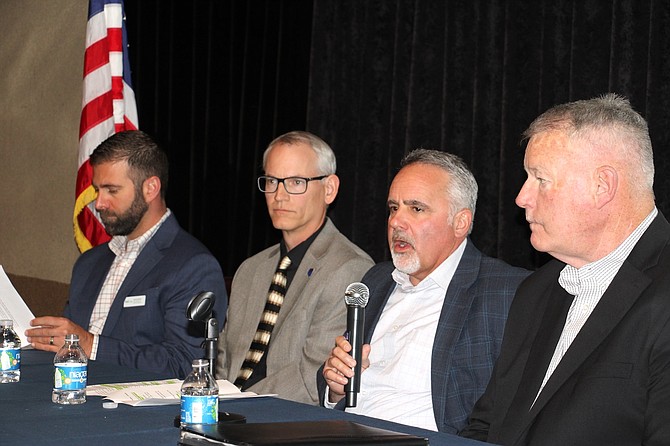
[
  {"left": 460, "top": 213, "right": 670, "bottom": 445},
  {"left": 64, "top": 213, "right": 227, "bottom": 379},
  {"left": 317, "top": 240, "right": 530, "bottom": 433}
]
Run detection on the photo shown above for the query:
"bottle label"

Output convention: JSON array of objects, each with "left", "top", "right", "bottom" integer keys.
[
  {"left": 0, "top": 348, "right": 20, "bottom": 371},
  {"left": 54, "top": 364, "right": 87, "bottom": 390},
  {"left": 180, "top": 395, "right": 218, "bottom": 424}
]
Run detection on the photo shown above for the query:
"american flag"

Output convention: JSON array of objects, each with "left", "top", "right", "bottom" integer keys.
[{"left": 74, "top": 0, "right": 138, "bottom": 252}]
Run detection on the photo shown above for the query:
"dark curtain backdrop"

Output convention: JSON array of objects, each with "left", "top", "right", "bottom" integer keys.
[
  {"left": 125, "top": 0, "right": 670, "bottom": 278},
  {"left": 125, "top": 0, "right": 314, "bottom": 276}
]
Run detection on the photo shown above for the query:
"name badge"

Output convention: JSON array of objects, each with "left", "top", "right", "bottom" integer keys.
[{"left": 123, "top": 295, "right": 146, "bottom": 308}]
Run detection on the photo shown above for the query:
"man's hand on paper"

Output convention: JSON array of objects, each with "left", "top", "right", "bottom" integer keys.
[{"left": 25, "top": 316, "right": 94, "bottom": 355}]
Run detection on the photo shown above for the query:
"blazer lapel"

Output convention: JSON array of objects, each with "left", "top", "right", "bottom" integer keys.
[
  {"left": 99, "top": 214, "right": 180, "bottom": 336},
  {"left": 244, "top": 251, "right": 279, "bottom": 332},
  {"left": 505, "top": 213, "right": 669, "bottom": 444},
  {"left": 512, "top": 240, "right": 659, "bottom": 442},
  {"left": 502, "top": 284, "right": 573, "bottom": 443},
  {"left": 101, "top": 240, "right": 165, "bottom": 336},
  {"left": 362, "top": 263, "right": 396, "bottom": 344},
  {"left": 528, "top": 264, "right": 650, "bottom": 417},
  {"left": 276, "top": 254, "right": 311, "bottom": 327},
  {"left": 431, "top": 242, "right": 488, "bottom": 427},
  {"left": 272, "top": 223, "right": 335, "bottom": 331},
  {"left": 76, "top": 252, "right": 115, "bottom": 325}
]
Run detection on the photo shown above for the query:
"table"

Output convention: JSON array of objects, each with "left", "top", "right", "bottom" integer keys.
[{"left": 1, "top": 350, "right": 491, "bottom": 445}]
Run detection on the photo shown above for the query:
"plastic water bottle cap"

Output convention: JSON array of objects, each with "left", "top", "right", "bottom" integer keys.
[{"left": 102, "top": 401, "right": 118, "bottom": 409}]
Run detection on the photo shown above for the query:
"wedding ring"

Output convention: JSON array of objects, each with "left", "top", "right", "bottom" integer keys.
[{"left": 49, "top": 336, "right": 54, "bottom": 345}]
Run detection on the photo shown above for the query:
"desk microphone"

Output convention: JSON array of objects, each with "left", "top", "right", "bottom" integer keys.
[
  {"left": 186, "top": 291, "right": 218, "bottom": 378},
  {"left": 181, "top": 292, "right": 246, "bottom": 427},
  {"left": 344, "top": 282, "right": 369, "bottom": 408}
]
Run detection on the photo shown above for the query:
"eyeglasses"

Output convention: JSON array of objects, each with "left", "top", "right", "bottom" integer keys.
[{"left": 257, "top": 175, "right": 328, "bottom": 195}]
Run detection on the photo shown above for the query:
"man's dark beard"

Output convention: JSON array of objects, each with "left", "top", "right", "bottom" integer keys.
[{"left": 100, "top": 191, "right": 149, "bottom": 236}]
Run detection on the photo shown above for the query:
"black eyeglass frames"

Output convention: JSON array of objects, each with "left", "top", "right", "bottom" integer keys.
[{"left": 257, "top": 175, "right": 329, "bottom": 194}]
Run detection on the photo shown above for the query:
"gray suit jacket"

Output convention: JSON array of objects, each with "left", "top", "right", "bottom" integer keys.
[{"left": 217, "top": 218, "right": 374, "bottom": 404}]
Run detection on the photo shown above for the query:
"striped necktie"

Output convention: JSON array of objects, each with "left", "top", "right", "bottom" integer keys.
[{"left": 234, "top": 255, "right": 291, "bottom": 387}]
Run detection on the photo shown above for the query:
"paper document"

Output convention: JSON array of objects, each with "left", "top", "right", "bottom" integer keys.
[
  {"left": 87, "top": 378, "right": 264, "bottom": 406},
  {"left": 0, "top": 266, "right": 36, "bottom": 348}
]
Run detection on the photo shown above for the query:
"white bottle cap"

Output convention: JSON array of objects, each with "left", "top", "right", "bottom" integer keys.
[{"left": 102, "top": 401, "right": 118, "bottom": 409}]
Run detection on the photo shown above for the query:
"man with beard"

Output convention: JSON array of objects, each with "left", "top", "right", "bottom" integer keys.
[
  {"left": 318, "top": 149, "right": 529, "bottom": 433},
  {"left": 26, "top": 130, "right": 227, "bottom": 379}
]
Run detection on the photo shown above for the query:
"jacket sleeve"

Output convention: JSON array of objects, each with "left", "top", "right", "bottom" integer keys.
[{"left": 95, "top": 252, "right": 227, "bottom": 379}]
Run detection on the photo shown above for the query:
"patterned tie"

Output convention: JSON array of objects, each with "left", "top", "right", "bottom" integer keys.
[{"left": 234, "top": 255, "right": 292, "bottom": 388}]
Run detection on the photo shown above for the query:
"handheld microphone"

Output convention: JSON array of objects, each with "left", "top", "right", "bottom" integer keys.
[{"left": 343, "top": 282, "right": 369, "bottom": 407}]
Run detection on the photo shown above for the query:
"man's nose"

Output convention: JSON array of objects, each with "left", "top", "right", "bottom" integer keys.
[
  {"left": 515, "top": 180, "right": 533, "bottom": 209},
  {"left": 94, "top": 193, "right": 107, "bottom": 210},
  {"left": 273, "top": 181, "right": 290, "bottom": 200},
  {"left": 388, "top": 208, "right": 406, "bottom": 229}
]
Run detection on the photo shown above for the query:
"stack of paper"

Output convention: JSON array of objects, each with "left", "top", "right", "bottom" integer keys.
[
  {"left": 87, "top": 378, "right": 264, "bottom": 406},
  {"left": 0, "top": 266, "right": 36, "bottom": 348}
]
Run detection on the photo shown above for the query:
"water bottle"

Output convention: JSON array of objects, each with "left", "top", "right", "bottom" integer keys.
[
  {"left": 0, "top": 320, "right": 21, "bottom": 383},
  {"left": 52, "top": 334, "right": 88, "bottom": 404},
  {"left": 180, "top": 359, "right": 219, "bottom": 426}
]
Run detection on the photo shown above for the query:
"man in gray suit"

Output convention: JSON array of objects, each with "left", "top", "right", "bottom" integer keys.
[
  {"left": 318, "top": 149, "right": 529, "bottom": 433},
  {"left": 216, "top": 131, "right": 373, "bottom": 404}
]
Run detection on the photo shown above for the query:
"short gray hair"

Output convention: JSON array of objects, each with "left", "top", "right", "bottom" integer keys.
[
  {"left": 400, "top": 149, "right": 478, "bottom": 233},
  {"left": 263, "top": 131, "right": 337, "bottom": 175},
  {"left": 522, "top": 93, "right": 654, "bottom": 192}
]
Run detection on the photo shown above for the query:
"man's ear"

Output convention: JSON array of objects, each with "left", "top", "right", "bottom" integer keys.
[
  {"left": 452, "top": 209, "right": 473, "bottom": 238},
  {"left": 324, "top": 174, "right": 340, "bottom": 205},
  {"left": 594, "top": 165, "right": 617, "bottom": 209},
  {"left": 143, "top": 176, "right": 162, "bottom": 202}
]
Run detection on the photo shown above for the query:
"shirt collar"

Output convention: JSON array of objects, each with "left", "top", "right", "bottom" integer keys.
[
  {"left": 109, "top": 209, "right": 171, "bottom": 256},
  {"left": 559, "top": 207, "right": 658, "bottom": 296},
  {"left": 279, "top": 219, "right": 326, "bottom": 272}
]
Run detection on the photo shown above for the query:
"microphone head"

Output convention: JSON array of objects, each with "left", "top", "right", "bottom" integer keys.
[
  {"left": 344, "top": 282, "right": 370, "bottom": 307},
  {"left": 186, "top": 291, "right": 216, "bottom": 321}
]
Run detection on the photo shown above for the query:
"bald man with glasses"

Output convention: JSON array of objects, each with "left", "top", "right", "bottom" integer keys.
[{"left": 216, "top": 131, "right": 373, "bottom": 405}]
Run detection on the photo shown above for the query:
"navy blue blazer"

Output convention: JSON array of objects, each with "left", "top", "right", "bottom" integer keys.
[
  {"left": 317, "top": 240, "right": 529, "bottom": 433},
  {"left": 64, "top": 214, "right": 227, "bottom": 379}
]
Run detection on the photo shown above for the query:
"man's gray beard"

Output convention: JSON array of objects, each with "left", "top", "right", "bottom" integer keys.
[{"left": 391, "top": 251, "right": 421, "bottom": 275}]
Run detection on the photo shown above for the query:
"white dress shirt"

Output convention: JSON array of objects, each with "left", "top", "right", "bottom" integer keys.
[{"left": 333, "top": 239, "right": 466, "bottom": 431}]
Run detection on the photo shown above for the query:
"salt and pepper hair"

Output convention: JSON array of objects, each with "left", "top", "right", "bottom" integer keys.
[
  {"left": 522, "top": 93, "right": 654, "bottom": 192},
  {"left": 400, "top": 149, "right": 478, "bottom": 234},
  {"left": 263, "top": 131, "right": 337, "bottom": 176},
  {"left": 90, "top": 130, "right": 169, "bottom": 200}
]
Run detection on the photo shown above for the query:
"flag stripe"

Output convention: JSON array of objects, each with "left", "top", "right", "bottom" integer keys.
[
  {"left": 81, "top": 64, "right": 113, "bottom": 109},
  {"left": 79, "top": 91, "right": 114, "bottom": 139},
  {"left": 74, "top": 0, "right": 138, "bottom": 253}
]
